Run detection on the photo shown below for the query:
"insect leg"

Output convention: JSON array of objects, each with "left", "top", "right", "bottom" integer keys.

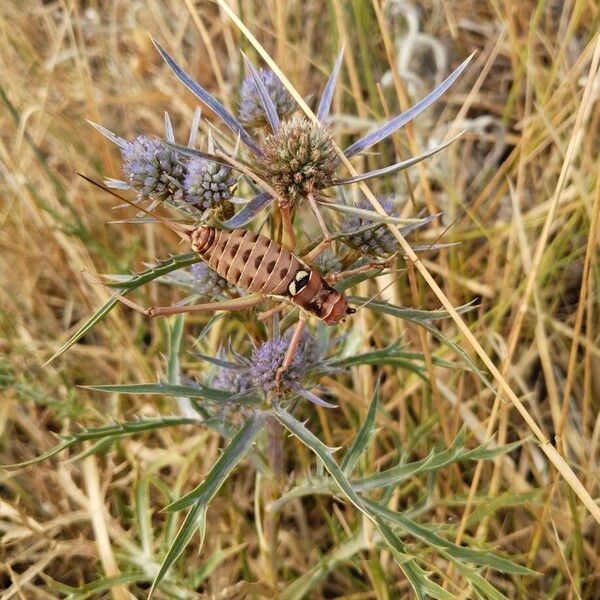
[
  {"left": 279, "top": 202, "right": 297, "bottom": 250},
  {"left": 258, "top": 302, "right": 288, "bottom": 322},
  {"left": 307, "top": 192, "right": 331, "bottom": 241},
  {"left": 324, "top": 256, "right": 396, "bottom": 284},
  {"left": 89, "top": 272, "right": 263, "bottom": 318},
  {"left": 148, "top": 295, "right": 263, "bottom": 317},
  {"left": 274, "top": 312, "right": 308, "bottom": 392}
]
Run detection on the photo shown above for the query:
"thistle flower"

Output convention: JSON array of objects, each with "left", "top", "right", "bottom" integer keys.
[
  {"left": 184, "top": 158, "right": 236, "bottom": 210},
  {"left": 257, "top": 115, "right": 338, "bottom": 200},
  {"left": 313, "top": 250, "right": 343, "bottom": 274},
  {"left": 239, "top": 68, "right": 295, "bottom": 130},
  {"left": 340, "top": 199, "right": 400, "bottom": 256},
  {"left": 206, "top": 328, "right": 324, "bottom": 400},
  {"left": 190, "top": 263, "right": 239, "bottom": 298},
  {"left": 211, "top": 367, "right": 251, "bottom": 395},
  {"left": 121, "top": 135, "right": 186, "bottom": 204},
  {"left": 249, "top": 328, "right": 323, "bottom": 393},
  {"left": 153, "top": 39, "right": 471, "bottom": 230}
]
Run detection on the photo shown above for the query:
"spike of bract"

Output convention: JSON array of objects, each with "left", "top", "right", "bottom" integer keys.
[
  {"left": 223, "top": 191, "right": 274, "bottom": 228},
  {"left": 343, "top": 54, "right": 473, "bottom": 158},
  {"left": 317, "top": 47, "right": 345, "bottom": 122},
  {"left": 152, "top": 37, "right": 262, "bottom": 156},
  {"left": 242, "top": 54, "right": 280, "bottom": 132},
  {"left": 332, "top": 132, "right": 464, "bottom": 186}
]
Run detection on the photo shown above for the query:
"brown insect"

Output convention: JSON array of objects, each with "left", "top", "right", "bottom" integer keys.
[
  {"left": 190, "top": 226, "right": 353, "bottom": 325},
  {"left": 79, "top": 174, "right": 355, "bottom": 326}
]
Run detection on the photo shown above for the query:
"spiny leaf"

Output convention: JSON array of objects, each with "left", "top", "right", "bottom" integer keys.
[
  {"left": 333, "top": 133, "right": 463, "bottom": 185},
  {"left": 317, "top": 47, "right": 344, "bottom": 122},
  {"left": 286, "top": 381, "right": 337, "bottom": 408},
  {"left": 85, "top": 382, "right": 260, "bottom": 405},
  {"left": 152, "top": 38, "right": 262, "bottom": 155},
  {"left": 273, "top": 405, "right": 453, "bottom": 600},
  {"left": 341, "top": 380, "right": 379, "bottom": 475},
  {"left": 163, "top": 141, "right": 234, "bottom": 169},
  {"left": 343, "top": 54, "right": 473, "bottom": 158},
  {"left": 149, "top": 503, "right": 207, "bottom": 598},
  {"left": 46, "top": 253, "right": 201, "bottom": 363},
  {"left": 349, "top": 297, "right": 477, "bottom": 322},
  {"left": 3, "top": 417, "right": 198, "bottom": 469},
  {"left": 164, "top": 413, "right": 265, "bottom": 512},
  {"left": 366, "top": 501, "right": 536, "bottom": 576}
]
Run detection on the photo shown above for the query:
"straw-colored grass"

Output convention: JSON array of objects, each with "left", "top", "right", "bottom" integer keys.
[{"left": 1, "top": 1, "right": 598, "bottom": 598}]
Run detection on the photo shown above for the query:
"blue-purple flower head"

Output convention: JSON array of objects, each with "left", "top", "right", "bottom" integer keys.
[
  {"left": 184, "top": 158, "right": 237, "bottom": 210},
  {"left": 340, "top": 199, "right": 400, "bottom": 256},
  {"left": 250, "top": 328, "right": 322, "bottom": 393},
  {"left": 190, "top": 263, "right": 240, "bottom": 298},
  {"left": 210, "top": 328, "right": 323, "bottom": 396},
  {"left": 121, "top": 135, "right": 185, "bottom": 203},
  {"left": 238, "top": 68, "right": 295, "bottom": 130}
]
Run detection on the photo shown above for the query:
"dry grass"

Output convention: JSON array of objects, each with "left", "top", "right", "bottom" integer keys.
[{"left": 1, "top": 1, "right": 599, "bottom": 598}]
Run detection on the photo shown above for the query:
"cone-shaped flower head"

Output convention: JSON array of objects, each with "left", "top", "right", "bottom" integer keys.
[
  {"left": 184, "top": 158, "right": 236, "bottom": 210},
  {"left": 249, "top": 329, "right": 322, "bottom": 393},
  {"left": 121, "top": 135, "right": 185, "bottom": 203},
  {"left": 190, "top": 263, "right": 239, "bottom": 298},
  {"left": 238, "top": 68, "right": 295, "bottom": 130},
  {"left": 211, "top": 367, "right": 251, "bottom": 395},
  {"left": 258, "top": 115, "right": 337, "bottom": 201},
  {"left": 340, "top": 199, "right": 400, "bottom": 256}
]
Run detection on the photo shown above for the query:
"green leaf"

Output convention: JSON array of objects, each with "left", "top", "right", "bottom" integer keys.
[
  {"left": 349, "top": 297, "right": 476, "bottom": 322},
  {"left": 46, "top": 253, "right": 201, "bottom": 363},
  {"left": 165, "top": 413, "right": 265, "bottom": 512},
  {"left": 365, "top": 500, "right": 536, "bottom": 575},
  {"left": 3, "top": 417, "right": 198, "bottom": 469},
  {"left": 149, "top": 503, "right": 207, "bottom": 598},
  {"left": 84, "top": 382, "right": 259, "bottom": 405},
  {"left": 341, "top": 381, "right": 379, "bottom": 475},
  {"left": 273, "top": 405, "right": 453, "bottom": 600}
]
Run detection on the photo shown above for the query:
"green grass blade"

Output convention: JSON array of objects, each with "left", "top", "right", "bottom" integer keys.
[{"left": 165, "top": 413, "right": 265, "bottom": 512}]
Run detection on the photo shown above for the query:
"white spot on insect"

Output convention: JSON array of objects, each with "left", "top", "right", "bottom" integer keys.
[{"left": 288, "top": 270, "right": 310, "bottom": 296}]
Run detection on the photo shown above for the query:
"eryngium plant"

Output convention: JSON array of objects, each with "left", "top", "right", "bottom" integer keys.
[{"left": 18, "top": 29, "right": 537, "bottom": 600}]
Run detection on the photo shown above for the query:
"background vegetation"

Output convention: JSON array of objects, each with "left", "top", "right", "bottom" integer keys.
[{"left": 1, "top": 0, "right": 599, "bottom": 598}]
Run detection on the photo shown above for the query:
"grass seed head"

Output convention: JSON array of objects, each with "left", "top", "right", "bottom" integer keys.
[{"left": 258, "top": 115, "right": 337, "bottom": 201}]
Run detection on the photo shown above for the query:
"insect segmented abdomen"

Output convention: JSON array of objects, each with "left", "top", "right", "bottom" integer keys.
[
  {"left": 190, "top": 226, "right": 353, "bottom": 325},
  {"left": 191, "top": 226, "right": 301, "bottom": 295}
]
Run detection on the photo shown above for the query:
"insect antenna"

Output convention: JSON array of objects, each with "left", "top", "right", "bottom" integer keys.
[{"left": 77, "top": 173, "right": 194, "bottom": 242}]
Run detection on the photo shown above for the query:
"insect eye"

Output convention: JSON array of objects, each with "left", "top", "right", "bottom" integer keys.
[{"left": 346, "top": 307, "right": 356, "bottom": 315}]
